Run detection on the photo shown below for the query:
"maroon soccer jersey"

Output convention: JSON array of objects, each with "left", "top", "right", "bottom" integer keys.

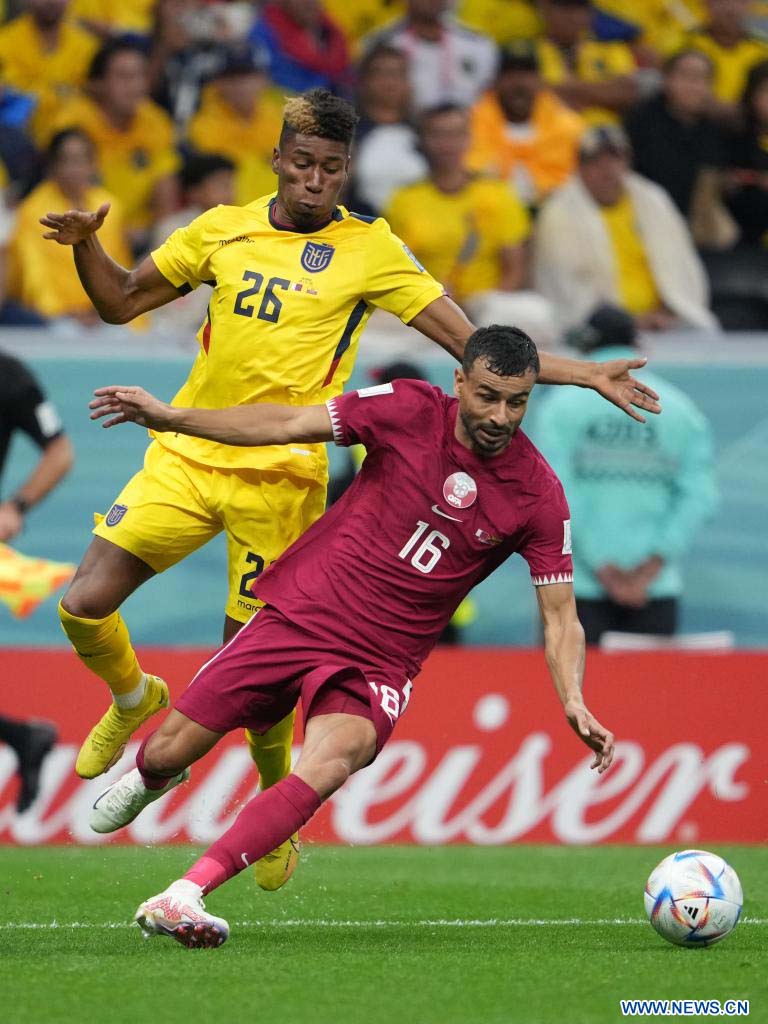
[{"left": 254, "top": 380, "right": 572, "bottom": 678}]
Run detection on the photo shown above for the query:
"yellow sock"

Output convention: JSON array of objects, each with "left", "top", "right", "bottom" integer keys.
[
  {"left": 58, "top": 600, "right": 143, "bottom": 696},
  {"left": 246, "top": 709, "right": 296, "bottom": 790}
]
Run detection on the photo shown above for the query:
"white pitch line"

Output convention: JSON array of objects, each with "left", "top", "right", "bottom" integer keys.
[{"left": 1, "top": 918, "right": 766, "bottom": 930}]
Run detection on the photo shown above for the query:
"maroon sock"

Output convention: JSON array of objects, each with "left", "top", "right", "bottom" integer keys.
[
  {"left": 183, "top": 773, "right": 321, "bottom": 893},
  {"left": 135, "top": 734, "right": 174, "bottom": 791}
]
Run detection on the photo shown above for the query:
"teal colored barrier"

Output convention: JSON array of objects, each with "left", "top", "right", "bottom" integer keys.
[{"left": 1, "top": 353, "right": 766, "bottom": 648}]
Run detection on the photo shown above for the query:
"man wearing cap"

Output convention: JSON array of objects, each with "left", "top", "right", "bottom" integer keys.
[
  {"left": 468, "top": 43, "right": 585, "bottom": 207},
  {"left": 533, "top": 124, "right": 718, "bottom": 331},
  {"left": 532, "top": 304, "right": 718, "bottom": 644}
]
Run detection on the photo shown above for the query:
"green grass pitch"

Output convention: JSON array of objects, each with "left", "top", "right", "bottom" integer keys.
[{"left": 1, "top": 845, "right": 765, "bottom": 1024}]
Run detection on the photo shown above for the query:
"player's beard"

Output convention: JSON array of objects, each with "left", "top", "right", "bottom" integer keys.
[{"left": 460, "top": 411, "right": 515, "bottom": 456}]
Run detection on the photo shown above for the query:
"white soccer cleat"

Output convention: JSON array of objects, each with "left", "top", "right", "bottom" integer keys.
[
  {"left": 89, "top": 766, "right": 190, "bottom": 834},
  {"left": 134, "top": 880, "right": 229, "bottom": 949}
]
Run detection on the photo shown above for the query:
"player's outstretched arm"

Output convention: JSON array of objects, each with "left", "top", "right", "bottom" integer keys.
[
  {"left": 537, "top": 353, "right": 661, "bottom": 424},
  {"left": 536, "top": 582, "right": 615, "bottom": 773},
  {"left": 408, "top": 295, "right": 475, "bottom": 361},
  {"left": 90, "top": 386, "right": 334, "bottom": 446},
  {"left": 40, "top": 204, "right": 179, "bottom": 323},
  {"left": 408, "top": 298, "right": 660, "bottom": 422}
]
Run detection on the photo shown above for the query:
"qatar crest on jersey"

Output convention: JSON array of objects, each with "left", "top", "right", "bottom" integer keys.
[
  {"left": 300, "top": 241, "right": 335, "bottom": 273},
  {"left": 443, "top": 472, "right": 477, "bottom": 509}
]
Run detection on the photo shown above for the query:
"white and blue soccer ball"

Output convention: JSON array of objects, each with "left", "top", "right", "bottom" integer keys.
[{"left": 644, "top": 849, "right": 743, "bottom": 948}]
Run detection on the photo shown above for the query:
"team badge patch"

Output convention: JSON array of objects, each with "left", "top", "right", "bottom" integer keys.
[
  {"left": 402, "top": 243, "right": 426, "bottom": 272},
  {"left": 300, "top": 241, "right": 335, "bottom": 273},
  {"left": 562, "top": 519, "right": 572, "bottom": 555},
  {"left": 443, "top": 472, "right": 477, "bottom": 509},
  {"left": 475, "top": 528, "right": 502, "bottom": 546},
  {"left": 105, "top": 503, "right": 128, "bottom": 527}
]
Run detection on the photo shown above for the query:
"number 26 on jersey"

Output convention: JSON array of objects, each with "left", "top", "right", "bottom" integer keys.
[{"left": 233, "top": 270, "right": 289, "bottom": 323}]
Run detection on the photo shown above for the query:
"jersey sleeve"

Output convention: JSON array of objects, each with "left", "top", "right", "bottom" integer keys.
[
  {"left": 518, "top": 479, "right": 574, "bottom": 586},
  {"left": 326, "top": 379, "right": 437, "bottom": 451},
  {"left": 363, "top": 219, "right": 445, "bottom": 323},
  {"left": 150, "top": 209, "right": 214, "bottom": 293},
  {"left": 4, "top": 360, "right": 64, "bottom": 449}
]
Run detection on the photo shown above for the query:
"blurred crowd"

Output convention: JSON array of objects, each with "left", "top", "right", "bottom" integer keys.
[{"left": 2, "top": 0, "right": 768, "bottom": 335}]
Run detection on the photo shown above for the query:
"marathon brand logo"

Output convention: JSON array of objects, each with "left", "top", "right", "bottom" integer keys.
[
  {"left": 105, "top": 504, "right": 128, "bottom": 527},
  {"left": 300, "top": 241, "right": 335, "bottom": 273},
  {"left": 219, "top": 235, "right": 254, "bottom": 247}
]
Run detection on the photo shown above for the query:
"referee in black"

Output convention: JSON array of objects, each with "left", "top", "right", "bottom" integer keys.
[{"left": 0, "top": 349, "right": 74, "bottom": 811}]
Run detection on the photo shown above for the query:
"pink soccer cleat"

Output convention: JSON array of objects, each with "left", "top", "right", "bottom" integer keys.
[{"left": 134, "top": 880, "right": 230, "bottom": 949}]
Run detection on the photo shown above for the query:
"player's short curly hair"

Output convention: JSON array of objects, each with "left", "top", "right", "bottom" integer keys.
[
  {"left": 280, "top": 88, "right": 359, "bottom": 148},
  {"left": 462, "top": 325, "right": 540, "bottom": 378}
]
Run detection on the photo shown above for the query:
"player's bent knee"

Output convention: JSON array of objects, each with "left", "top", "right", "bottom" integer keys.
[
  {"left": 59, "top": 577, "right": 114, "bottom": 620},
  {"left": 297, "top": 754, "right": 358, "bottom": 800},
  {"left": 142, "top": 739, "right": 186, "bottom": 779}
]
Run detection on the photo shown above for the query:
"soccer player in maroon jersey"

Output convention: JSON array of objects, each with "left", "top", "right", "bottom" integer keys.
[{"left": 88, "top": 325, "right": 616, "bottom": 949}]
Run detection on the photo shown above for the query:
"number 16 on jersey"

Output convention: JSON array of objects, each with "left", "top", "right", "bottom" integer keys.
[{"left": 398, "top": 520, "right": 450, "bottom": 574}]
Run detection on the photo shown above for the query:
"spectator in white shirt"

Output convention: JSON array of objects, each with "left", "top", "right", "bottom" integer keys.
[
  {"left": 364, "top": 0, "right": 498, "bottom": 112},
  {"left": 347, "top": 44, "right": 427, "bottom": 216}
]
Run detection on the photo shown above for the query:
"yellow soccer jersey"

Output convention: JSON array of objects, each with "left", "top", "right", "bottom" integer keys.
[
  {"left": 384, "top": 176, "right": 530, "bottom": 303},
  {"left": 683, "top": 30, "right": 768, "bottom": 103},
  {"left": 324, "top": 0, "right": 404, "bottom": 46},
  {"left": 50, "top": 96, "right": 179, "bottom": 230},
  {"left": 0, "top": 13, "right": 98, "bottom": 145},
  {"left": 150, "top": 196, "right": 444, "bottom": 477},
  {"left": 9, "top": 180, "right": 130, "bottom": 318},
  {"left": 536, "top": 36, "right": 637, "bottom": 124},
  {"left": 71, "top": 0, "right": 155, "bottom": 33},
  {"left": 458, "top": 0, "right": 542, "bottom": 43}
]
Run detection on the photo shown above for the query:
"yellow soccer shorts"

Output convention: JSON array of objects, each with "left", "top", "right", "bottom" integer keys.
[{"left": 92, "top": 440, "right": 327, "bottom": 623}]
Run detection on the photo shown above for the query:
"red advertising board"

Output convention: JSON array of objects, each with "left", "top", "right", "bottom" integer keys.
[{"left": 0, "top": 648, "right": 764, "bottom": 846}]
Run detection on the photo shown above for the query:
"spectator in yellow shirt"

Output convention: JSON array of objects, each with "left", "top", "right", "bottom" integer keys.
[
  {"left": 7, "top": 128, "right": 129, "bottom": 324},
  {"left": 536, "top": 0, "right": 640, "bottom": 123},
  {"left": 187, "top": 48, "right": 284, "bottom": 207},
  {"left": 593, "top": 0, "right": 704, "bottom": 54},
  {"left": 682, "top": 0, "right": 768, "bottom": 121},
  {"left": 71, "top": 0, "right": 156, "bottom": 39},
  {"left": 0, "top": 0, "right": 98, "bottom": 146},
  {"left": 468, "top": 44, "right": 585, "bottom": 206},
  {"left": 385, "top": 103, "right": 555, "bottom": 341},
  {"left": 458, "top": 0, "right": 542, "bottom": 44},
  {"left": 51, "top": 38, "right": 180, "bottom": 251},
  {"left": 324, "top": 0, "right": 404, "bottom": 49}
]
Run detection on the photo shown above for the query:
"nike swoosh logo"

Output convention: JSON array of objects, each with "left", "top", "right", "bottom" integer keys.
[
  {"left": 241, "top": 853, "right": 251, "bottom": 867},
  {"left": 431, "top": 504, "right": 462, "bottom": 522}
]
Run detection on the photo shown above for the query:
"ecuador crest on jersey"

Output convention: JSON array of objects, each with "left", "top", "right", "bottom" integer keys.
[{"left": 301, "top": 241, "right": 335, "bottom": 273}]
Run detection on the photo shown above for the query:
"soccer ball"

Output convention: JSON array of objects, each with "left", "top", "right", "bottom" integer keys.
[{"left": 644, "top": 849, "right": 743, "bottom": 947}]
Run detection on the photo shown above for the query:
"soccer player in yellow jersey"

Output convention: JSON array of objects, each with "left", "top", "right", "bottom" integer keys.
[{"left": 41, "top": 88, "right": 659, "bottom": 890}]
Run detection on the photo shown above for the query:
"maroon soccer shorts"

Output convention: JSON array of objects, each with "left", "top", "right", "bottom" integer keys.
[{"left": 175, "top": 605, "right": 411, "bottom": 755}]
